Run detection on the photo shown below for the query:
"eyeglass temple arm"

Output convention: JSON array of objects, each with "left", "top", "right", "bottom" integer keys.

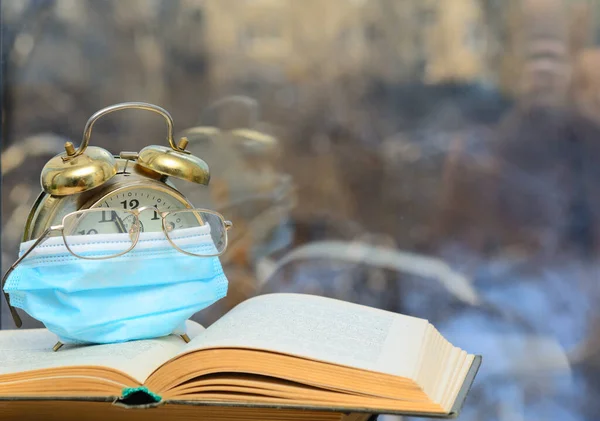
[{"left": 2, "top": 227, "right": 54, "bottom": 328}]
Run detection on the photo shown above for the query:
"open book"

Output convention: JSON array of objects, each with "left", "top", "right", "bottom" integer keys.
[{"left": 0, "top": 294, "right": 480, "bottom": 419}]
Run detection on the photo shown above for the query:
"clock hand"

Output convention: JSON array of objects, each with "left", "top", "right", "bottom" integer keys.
[
  {"left": 112, "top": 211, "right": 142, "bottom": 242},
  {"left": 112, "top": 211, "right": 127, "bottom": 234}
]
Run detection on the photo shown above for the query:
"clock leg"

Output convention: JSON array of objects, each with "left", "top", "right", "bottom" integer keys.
[{"left": 180, "top": 334, "right": 191, "bottom": 343}]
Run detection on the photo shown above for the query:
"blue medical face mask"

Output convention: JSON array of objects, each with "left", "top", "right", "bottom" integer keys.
[{"left": 2, "top": 225, "right": 228, "bottom": 344}]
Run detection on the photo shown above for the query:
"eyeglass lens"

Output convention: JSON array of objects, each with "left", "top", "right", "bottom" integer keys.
[
  {"left": 164, "top": 210, "right": 227, "bottom": 256},
  {"left": 62, "top": 209, "right": 138, "bottom": 259}
]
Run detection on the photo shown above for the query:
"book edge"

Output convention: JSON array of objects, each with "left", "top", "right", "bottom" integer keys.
[
  {"left": 447, "top": 354, "right": 481, "bottom": 418},
  {"left": 0, "top": 356, "right": 482, "bottom": 418}
]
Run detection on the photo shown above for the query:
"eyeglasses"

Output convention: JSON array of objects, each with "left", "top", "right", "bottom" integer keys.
[{"left": 2, "top": 207, "right": 232, "bottom": 327}]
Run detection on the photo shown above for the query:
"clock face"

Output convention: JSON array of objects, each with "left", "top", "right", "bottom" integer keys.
[{"left": 74, "top": 186, "right": 193, "bottom": 235}]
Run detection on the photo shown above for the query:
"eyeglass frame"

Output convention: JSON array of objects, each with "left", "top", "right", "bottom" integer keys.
[{"left": 2, "top": 206, "right": 233, "bottom": 328}]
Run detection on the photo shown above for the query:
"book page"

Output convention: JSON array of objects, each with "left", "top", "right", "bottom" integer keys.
[
  {"left": 0, "top": 320, "right": 204, "bottom": 383},
  {"left": 181, "top": 293, "right": 429, "bottom": 378}
]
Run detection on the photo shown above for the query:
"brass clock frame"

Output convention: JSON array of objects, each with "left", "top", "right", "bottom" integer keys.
[{"left": 26, "top": 101, "right": 214, "bottom": 241}]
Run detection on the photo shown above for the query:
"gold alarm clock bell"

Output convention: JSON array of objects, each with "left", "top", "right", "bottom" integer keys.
[{"left": 24, "top": 102, "right": 212, "bottom": 241}]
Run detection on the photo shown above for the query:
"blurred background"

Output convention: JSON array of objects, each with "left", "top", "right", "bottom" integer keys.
[{"left": 3, "top": 0, "right": 600, "bottom": 419}]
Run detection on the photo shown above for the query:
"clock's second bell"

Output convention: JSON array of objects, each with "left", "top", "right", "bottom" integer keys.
[{"left": 137, "top": 138, "right": 210, "bottom": 185}]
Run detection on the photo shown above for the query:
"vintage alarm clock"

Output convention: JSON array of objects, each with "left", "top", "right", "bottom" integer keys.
[
  {"left": 8, "top": 102, "right": 221, "bottom": 343},
  {"left": 23, "top": 102, "right": 211, "bottom": 242}
]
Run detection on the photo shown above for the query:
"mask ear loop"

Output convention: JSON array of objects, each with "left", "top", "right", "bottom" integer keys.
[{"left": 1, "top": 226, "right": 57, "bottom": 328}]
